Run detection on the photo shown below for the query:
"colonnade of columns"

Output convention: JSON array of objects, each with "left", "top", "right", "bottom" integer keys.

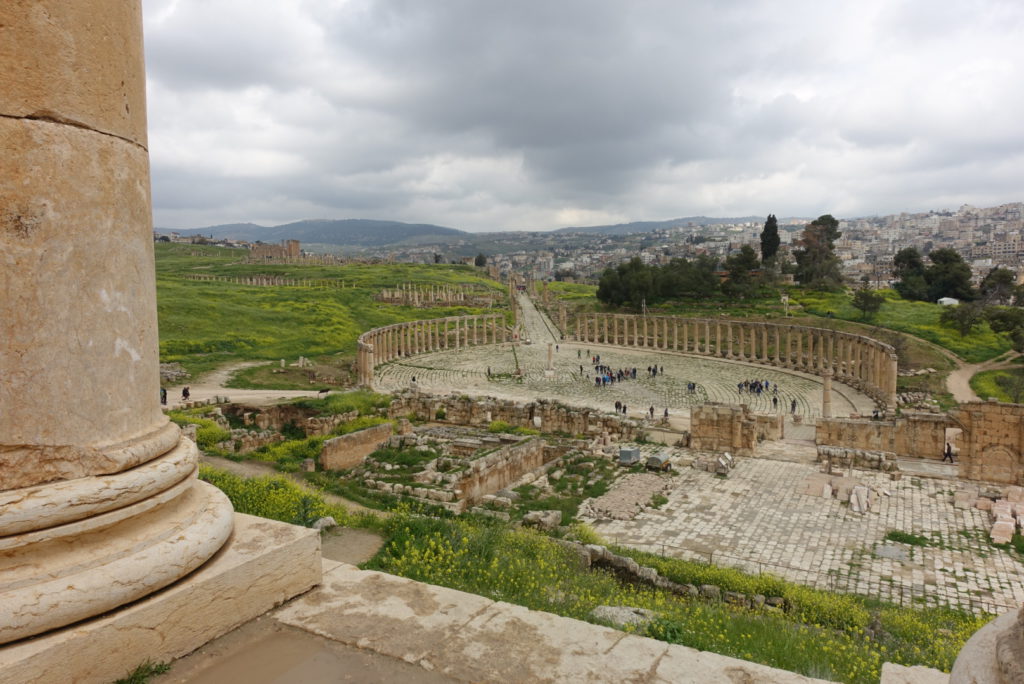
[
  {"left": 357, "top": 314, "right": 508, "bottom": 387},
  {"left": 574, "top": 314, "right": 898, "bottom": 407}
]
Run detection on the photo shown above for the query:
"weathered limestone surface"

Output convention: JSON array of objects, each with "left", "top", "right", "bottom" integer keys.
[
  {"left": 0, "top": 2, "right": 149, "bottom": 145},
  {"left": 957, "top": 402, "right": 1024, "bottom": 485},
  {"left": 0, "top": 481, "right": 234, "bottom": 644},
  {"left": 816, "top": 413, "right": 949, "bottom": 462},
  {"left": 879, "top": 662, "right": 949, "bottom": 683},
  {"left": 0, "top": 514, "right": 321, "bottom": 684},
  {"left": 950, "top": 606, "right": 1024, "bottom": 683},
  {"left": 0, "top": 433, "right": 197, "bottom": 535},
  {"left": 321, "top": 422, "right": 394, "bottom": 470},
  {"left": 276, "top": 562, "right": 827, "bottom": 683},
  {"left": 0, "top": 0, "right": 238, "bottom": 646},
  {"left": 0, "top": 116, "right": 166, "bottom": 463},
  {"left": 690, "top": 403, "right": 783, "bottom": 455}
]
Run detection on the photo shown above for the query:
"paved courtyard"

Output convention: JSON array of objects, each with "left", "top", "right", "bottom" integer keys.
[
  {"left": 375, "top": 295, "right": 876, "bottom": 422},
  {"left": 581, "top": 446, "right": 1024, "bottom": 615}
]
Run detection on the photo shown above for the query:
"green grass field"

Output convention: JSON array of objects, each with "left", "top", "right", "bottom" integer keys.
[
  {"left": 970, "top": 368, "right": 1024, "bottom": 403},
  {"left": 794, "top": 290, "right": 1011, "bottom": 363},
  {"left": 156, "top": 243, "right": 508, "bottom": 381}
]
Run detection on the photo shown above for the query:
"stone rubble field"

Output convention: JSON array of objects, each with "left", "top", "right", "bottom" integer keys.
[{"left": 580, "top": 449, "right": 1024, "bottom": 615}]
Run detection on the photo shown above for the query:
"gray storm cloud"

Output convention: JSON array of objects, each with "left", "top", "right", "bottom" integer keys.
[{"left": 142, "top": 0, "right": 1024, "bottom": 230}]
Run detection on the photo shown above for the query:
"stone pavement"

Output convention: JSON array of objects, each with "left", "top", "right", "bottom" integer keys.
[
  {"left": 581, "top": 450, "right": 1024, "bottom": 615},
  {"left": 375, "top": 295, "right": 876, "bottom": 422}
]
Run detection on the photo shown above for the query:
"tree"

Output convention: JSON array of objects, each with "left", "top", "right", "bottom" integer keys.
[
  {"left": 722, "top": 245, "right": 760, "bottom": 299},
  {"left": 940, "top": 302, "right": 984, "bottom": 337},
  {"left": 474, "top": 253, "right": 487, "bottom": 267},
  {"left": 893, "top": 247, "right": 929, "bottom": 301},
  {"left": 851, "top": 287, "right": 885, "bottom": 321},
  {"left": 925, "top": 248, "right": 975, "bottom": 301},
  {"left": 985, "top": 306, "right": 1024, "bottom": 334},
  {"left": 759, "top": 214, "right": 780, "bottom": 263},
  {"left": 980, "top": 267, "right": 1016, "bottom": 305},
  {"left": 995, "top": 370, "right": 1024, "bottom": 403},
  {"left": 793, "top": 214, "right": 843, "bottom": 290}
]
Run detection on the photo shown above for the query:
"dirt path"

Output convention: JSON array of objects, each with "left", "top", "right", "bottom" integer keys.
[
  {"left": 166, "top": 361, "right": 330, "bottom": 408},
  {"left": 947, "top": 350, "right": 1021, "bottom": 403},
  {"left": 202, "top": 455, "right": 379, "bottom": 516}
]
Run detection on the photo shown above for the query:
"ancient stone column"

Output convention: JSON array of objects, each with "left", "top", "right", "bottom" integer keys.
[
  {"left": 0, "top": 1, "right": 234, "bottom": 644},
  {"left": 547, "top": 343, "right": 554, "bottom": 370},
  {"left": 726, "top": 323, "right": 735, "bottom": 359},
  {"left": 365, "top": 342, "right": 375, "bottom": 388},
  {"left": 822, "top": 369, "right": 833, "bottom": 418},
  {"left": 886, "top": 352, "right": 898, "bottom": 408},
  {"left": 673, "top": 320, "right": 679, "bottom": 351},
  {"left": 602, "top": 315, "right": 609, "bottom": 344},
  {"left": 773, "top": 326, "right": 781, "bottom": 365}
]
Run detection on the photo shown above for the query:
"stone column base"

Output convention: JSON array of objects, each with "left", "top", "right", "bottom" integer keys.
[{"left": 0, "top": 513, "right": 321, "bottom": 684}]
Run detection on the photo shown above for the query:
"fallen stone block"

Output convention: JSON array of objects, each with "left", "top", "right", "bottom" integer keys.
[
  {"left": 991, "top": 520, "right": 1014, "bottom": 544},
  {"left": 1006, "top": 486, "right": 1024, "bottom": 503}
]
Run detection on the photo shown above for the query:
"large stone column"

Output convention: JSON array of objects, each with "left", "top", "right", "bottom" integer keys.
[{"left": 0, "top": 1, "right": 235, "bottom": 645}]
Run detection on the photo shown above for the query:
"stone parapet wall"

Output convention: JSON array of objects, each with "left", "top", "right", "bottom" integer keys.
[
  {"left": 388, "top": 391, "right": 639, "bottom": 441},
  {"left": 690, "top": 403, "right": 783, "bottom": 456},
  {"left": 573, "top": 313, "right": 898, "bottom": 408},
  {"left": 815, "top": 412, "right": 950, "bottom": 461},
  {"left": 321, "top": 422, "right": 394, "bottom": 470},
  {"left": 357, "top": 313, "right": 508, "bottom": 388}
]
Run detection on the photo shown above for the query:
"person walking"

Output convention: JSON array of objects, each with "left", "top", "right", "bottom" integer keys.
[
  {"left": 790, "top": 398, "right": 797, "bottom": 414},
  {"left": 943, "top": 442, "right": 955, "bottom": 463}
]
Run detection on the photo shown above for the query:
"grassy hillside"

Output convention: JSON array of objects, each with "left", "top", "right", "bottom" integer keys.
[{"left": 155, "top": 243, "right": 507, "bottom": 382}]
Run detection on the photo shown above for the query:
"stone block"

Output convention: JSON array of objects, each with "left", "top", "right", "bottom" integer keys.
[
  {"left": 991, "top": 520, "right": 1014, "bottom": 544},
  {"left": 976, "top": 498, "right": 993, "bottom": 511},
  {"left": 953, "top": 491, "right": 976, "bottom": 509},
  {"left": 0, "top": 514, "right": 320, "bottom": 684}
]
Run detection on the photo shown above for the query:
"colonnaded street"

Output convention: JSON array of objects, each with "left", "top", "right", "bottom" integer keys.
[{"left": 375, "top": 294, "right": 877, "bottom": 424}]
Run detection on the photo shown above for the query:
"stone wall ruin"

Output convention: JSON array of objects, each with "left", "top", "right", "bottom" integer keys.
[
  {"left": 388, "top": 391, "right": 640, "bottom": 441},
  {"left": 689, "top": 403, "right": 784, "bottom": 456},
  {"left": 320, "top": 422, "right": 394, "bottom": 470}
]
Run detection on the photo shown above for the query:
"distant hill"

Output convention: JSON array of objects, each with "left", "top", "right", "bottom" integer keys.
[
  {"left": 552, "top": 216, "right": 765, "bottom": 235},
  {"left": 160, "top": 219, "right": 468, "bottom": 247}
]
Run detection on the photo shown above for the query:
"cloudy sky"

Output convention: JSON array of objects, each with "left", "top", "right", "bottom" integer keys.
[{"left": 142, "top": 0, "right": 1024, "bottom": 232}]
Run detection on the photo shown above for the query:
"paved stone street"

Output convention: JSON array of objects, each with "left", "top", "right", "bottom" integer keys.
[
  {"left": 582, "top": 448, "right": 1024, "bottom": 615},
  {"left": 375, "top": 295, "right": 876, "bottom": 422}
]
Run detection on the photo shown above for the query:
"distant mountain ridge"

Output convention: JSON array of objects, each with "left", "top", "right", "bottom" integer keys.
[
  {"left": 160, "top": 218, "right": 467, "bottom": 247},
  {"left": 157, "top": 215, "right": 811, "bottom": 248},
  {"left": 551, "top": 216, "right": 766, "bottom": 235}
]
